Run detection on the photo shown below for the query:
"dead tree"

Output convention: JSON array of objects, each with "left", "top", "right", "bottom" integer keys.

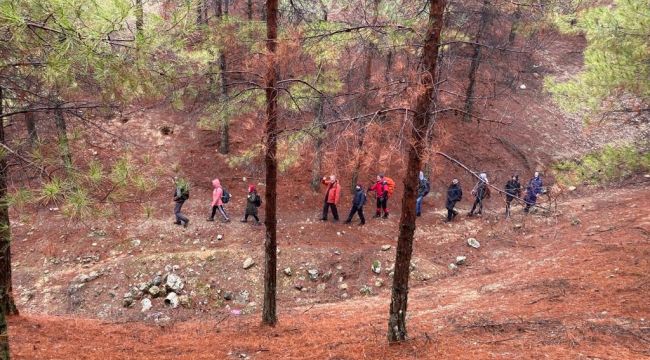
[
  {"left": 463, "top": 0, "right": 491, "bottom": 122},
  {"left": 387, "top": 0, "right": 446, "bottom": 343},
  {"left": 262, "top": 0, "right": 279, "bottom": 326}
]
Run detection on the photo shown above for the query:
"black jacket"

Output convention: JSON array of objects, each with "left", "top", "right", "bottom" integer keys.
[
  {"left": 473, "top": 181, "right": 489, "bottom": 200},
  {"left": 446, "top": 183, "right": 462, "bottom": 208},
  {"left": 417, "top": 178, "right": 430, "bottom": 197},
  {"left": 173, "top": 186, "right": 189, "bottom": 203},
  {"left": 504, "top": 180, "right": 521, "bottom": 199},
  {"left": 353, "top": 188, "right": 367, "bottom": 207}
]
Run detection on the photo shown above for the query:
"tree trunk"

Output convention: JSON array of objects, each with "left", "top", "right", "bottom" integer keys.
[
  {"left": 310, "top": 94, "right": 325, "bottom": 192},
  {"left": 223, "top": 0, "right": 229, "bottom": 15},
  {"left": 24, "top": 112, "right": 38, "bottom": 147},
  {"left": 508, "top": 5, "right": 521, "bottom": 45},
  {"left": 54, "top": 107, "right": 72, "bottom": 171},
  {"left": 262, "top": 0, "right": 279, "bottom": 326},
  {"left": 247, "top": 0, "right": 253, "bottom": 20},
  {"left": 135, "top": 0, "right": 144, "bottom": 34},
  {"left": 387, "top": 0, "right": 445, "bottom": 343},
  {"left": 463, "top": 0, "right": 490, "bottom": 122},
  {"left": 350, "top": 41, "right": 375, "bottom": 193},
  {"left": 196, "top": 0, "right": 204, "bottom": 24},
  {"left": 214, "top": 0, "right": 222, "bottom": 17},
  {"left": 218, "top": 52, "right": 229, "bottom": 154}
]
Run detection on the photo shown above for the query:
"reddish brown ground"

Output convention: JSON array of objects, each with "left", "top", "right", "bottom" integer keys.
[{"left": 8, "top": 183, "right": 650, "bottom": 359}]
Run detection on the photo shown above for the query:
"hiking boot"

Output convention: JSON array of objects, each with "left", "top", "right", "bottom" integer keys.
[
  {"left": 373, "top": 214, "right": 381, "bottom": 219},
  {"left": 359, "top": 222, "right": 365, "bottom": 226},
  {"left": 254, "top": 221, "right": 262, "bottom": 226},
  {"left": 224, "top": 218, "right": 231, "bottom": 223},
  {"left": 183, "top": 220, "right": 190, "bottom": 228},
  {"left": 383, "top": 213, "right": 389, "bottom": 219},
  {"left": 173, "top": 221, "right": 182, "bottom": 225},
  {"left": 206, "top": 218, "right": 214, "bottom": 222},
  {"left": 319, "top": 217, "right": 327, "bottom": 221},
  {"left": 240, "top": 219, "right": 248, "bottom": 223},
  {"left": 416, "top": 213, "right": 421, "bottom": 217},
  {"left": 344, "top": 220, "right": 351, "bottom": 224}
]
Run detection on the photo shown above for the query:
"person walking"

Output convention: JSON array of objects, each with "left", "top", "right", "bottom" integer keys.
[
  {"left": 344, "top": 184, "right": 366, "bottom": 225},
  {"left": 416, "top": 171, "right": 430, "bottom": 217},
  {"left": 172, "top": 177, "right": 190, "bottom": 228},
  {"left": 445, "top": 179, "right": 463, "bottom": 222},
  {"left": 320, "top": 175, "right": 341, "bottom": 222},
  {"left": 207, "top": 178, "right": 230, "bottom": 222},
  {"left": 504, "top": 174, "right": 522, "bottom": 217},
  {"left": 524, "top": 172, "right": 544, "bottom": 213},
  {"left": 241, "top": 184, "right": 261, "bottom": 225},
  {"left": 468, "top": 173, "right": 490, "bottom": 217},
  {"left": 368, "top": 174, "right": 389, "bottom": 218}
]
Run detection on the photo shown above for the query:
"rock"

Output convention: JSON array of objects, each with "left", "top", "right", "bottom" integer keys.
[
  {"left": 138, "top": 282, "right": 150, "bottom": 292},
  {"left": 73, "top": 274, "right": 90, "bottom": 283},
  {"left": 122, "top": 293, "right": 134, "bottom": 307},
  {"left": 152, "top": 275, "right": 163, "bottom": 286},
  {"left": 20, "top": 290, "right": 34, "bottom": 302},
  {"left": 371, "top": 260, "right": 381, "bottom": 274},
  {"left": 316, "top": 284, "right": 327, "bottom": 292},
  {"left": 381, "top": 245, "right": 392, "bottom": 251},
  {"left": 467, "top": 238, "right": 480, "bottom": 249},
  {"left": 321, "top": 270, "right": 333, "bottom": 281},
  {"left": 131, "top": 239, "right": 141, "bottom": 247},
  {"left": 164, "top": 265, "right": 172, "bottom": 273},
  {"left": 165, "top": 273, "right": 184, "bottom": 292},
  {"left": 223, "top": 292, "right": 234, "bottom": 301},
  {"left": 294, "top": 284, "right": 304, "bottom": 291},
  {"left": 172, "top": 265, "right": 180, "bottom": 271},
  {"left": 336, "top": 231, "right": 342, "bottom": 237},
  {"left": 448, "top": 263, "right": 459, "bottom": 271},
  {"left": 216, "top": 234, "right": 223, "bottom": 241},
  {"left": 339, "top": 283, "right": 348, "bottom": 290},
  {"left": 568, "top": 186, "right": 577, "bottom": 192},
  {"left": 283, "top": 267, "right": 292, "bottom": 276},
  {"left": 148, "top": 286, "right": 161, "bottom": 298},
  {"left": 141, "top": 298, "right": 152, "bottom": 312},
  {"left": 455, "top": 256, "right": 467, "bottom": 265},
  {"left": 385, "top": 264, "right": 395, "bottom": 274},
  {"left": 519, "top": 84, "right": 526, "bottom": 89},
  {"left": 164, "top": 292, "right": 179, "bottom": 308},
  {"left": 374, "top": 278, "right": 384, "bottom": 287},
  {"left": 513, "top": 223, "right": 523, "bottom": 230},
  {"left": 67, "top": 283, "right": 85, "bottom": 295},
  {"left": 333, "top": 250, "right": 341, "bottom": 255},
  {"left": 359, "top": 285, "right": 373, "bottom": 295},
  {"left": 307, "top": 269, "right": 319, "bottom": 281},
  {"left": 571, "top": 218, "right": 581, "bottom": 226},
  {"left": 236, "top": 290, "right": 250, "bottom": 304},
  {"left": 243, "top": 257, "right": 255, "bottom": 269},
  {"left": 178, "top": 295, "right": 190, "bottom": 308}
]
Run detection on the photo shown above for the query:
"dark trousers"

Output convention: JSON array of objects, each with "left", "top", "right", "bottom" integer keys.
[
  {"left": 244, "top": 213, "right": 260, "bottom": 222},
  {"left": 345, "top": 205, "right": 365, "bottom": 224},
  {"left": 174, "top": 201, "right": 189, "bottom": 224},
  {"left": 376, "top": 197, "right": 388, "bottom": 215},
  {"left": 210, "top": 205, "right": 229, "bottom": 220},
  {"left": 446, "top": 202, "right": 458, "bottom": 221},
  {"left": 505, "top": 197, "right": 514, "bottom": 217},
  {"left": 469, "top": 197, "right": 483, "bottom": 215},
  {"left": 322, "top": 202, "right": 339, "bottom": 221}
]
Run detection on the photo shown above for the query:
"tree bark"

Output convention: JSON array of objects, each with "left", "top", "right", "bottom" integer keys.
[
  {"left": 247, "top": 0, "right": 253, "bottom": 20},
  {"left": 135, "top": 0, "right": 144, "bottom": 34},
  {"left": 218, "top": 3, "right": 229, "bottom": 155},
  {"left": 463, "top": 0, "right": 490, "bottom": 122},
  {"left": 310, "top": 94, "right": 325, "bottom": 192},
  {"left": 387, "top": 0, "right": 445, "bottom": 343},
  {"left": 54, "top": 107, "right": 72, "bottom": 171},
  {"left": 508, "top": 5, "right": 521, "bottom": 45},
  {"left": 262, "top": 0, "right": 279, "bottom": 326},
  {"left": 214, "top": 0, "right": 222, "bottom": 17},
  {"left": 24, "top": 112, "right": 38, "bottom": 147},
  {"left": 1, "top": 88, "right": 18, "bottom": 356}
]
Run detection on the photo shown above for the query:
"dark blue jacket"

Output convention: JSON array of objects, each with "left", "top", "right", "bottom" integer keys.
[
  {"left": 417, "top": 178, "right": 430, "bottom": 197},
  {"left": 353, "top": 188, "right": 367, "bottom": 207},
  {"left": 530, "top": 176, "right": 543, "bottom": 195},
  {"left": 446, "top": 184, "right": 463, "bottom": 208}
]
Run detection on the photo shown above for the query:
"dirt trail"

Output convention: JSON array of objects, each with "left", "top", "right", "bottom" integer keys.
[{"left": 8, "top": 183, "right": 650, "bottom": 359}]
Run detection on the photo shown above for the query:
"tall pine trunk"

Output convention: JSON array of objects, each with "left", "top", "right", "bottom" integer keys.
[
  {"left": 310, "top": 94, "right": 325, "bottom": 192},
  {"left": 262, "top": 0, "right": 279, "bottom": 326},
  {"left": 54, "top": 107, "right": 72, "bottom": 171},
  {"left": 135, "top": 0, "right": 144, "bottom": 34},
  {"left": 1, "top": 86, "right": 18, "bottom": 360},
  {"left": 247, "top": 0, "right": 253, "bottom": 20},
  {"left": 387, "top": 0, "right": 445, "bottom": 343},
  {"left": 24, "top": 112, "right": 38, "bottom": 147},
  {"left": 218, "top": 3, "right": 229, "bottom": 154},
  {"left": 463, "top": 0, "right": 490, "bottom": 122},
  {"left": 350, "top": 42, "right": 374, "bottom": 193}
]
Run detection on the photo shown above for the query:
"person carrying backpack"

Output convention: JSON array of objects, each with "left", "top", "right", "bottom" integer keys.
[
  {"left": 207, "top": 178, "right": 230, "bottom": 222},
  {"left": 172, "top": 176, "right": 190, "bottom": 228},
  {"left": 468, "top": 173, "right": 490, "bottom": 217},
  {"left": 445, "top": 178, "right": 462, "bottom": 222},
  {"left": 320, "top": 175, "right": 341, "bottom": 222},
  {"left": 416, "top": 171, "right": 430, "bottom": 217},
  {"left": 241, "top": 184, "right": 262, "bottom": 225},
  {"left": 504, "top": 174, "right": 522, "bottom": 218},
  {"left": 524, "top": 172, "right": 543, "bottom": 213},
  {"left": 344, "top": 183, "right": 366, "bottom": 225},
  {"left": 368, "top": 174, "right": 389, "bottom": 218}
]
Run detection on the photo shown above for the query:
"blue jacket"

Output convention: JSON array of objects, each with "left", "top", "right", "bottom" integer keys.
[
  {"left": 353, "top": 188, "right": 367, "bottom": 207},
  {"left": 530, "top": 176, "right": 543, "bottom": 196}
]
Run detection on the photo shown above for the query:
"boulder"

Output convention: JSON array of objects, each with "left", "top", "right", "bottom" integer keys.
[
  {"left": 179, "top": 295, "right": 190, "bottom": 308},
  {"left": 165, "top": 273, "right": 184, "bottom": 292},
  {"left": 148, "top": 286, "right": 161, "bottom": 298},
  {"left": 223, "top": 292, "right": 234, "bottom": 301},
  {"left": 164, "top": 292, "right": 179, "bottom": 308},
  {"left": 243, "top": 257, "right": 255, "bottom": 269},
  {"left": 122, "top": 293, "right": 134, "bottom": 308},
  {"left": 307, "top": 269, "right": 319, "bottom": 281},
  {"left": 141, "top": 298, "right": 152, "bottom": 312},
  {"left": 455, "top": 256, "right": 467, "bottom": 265},
  {"left": 467, "top": 238, "right": 481, "bottom": 249}
]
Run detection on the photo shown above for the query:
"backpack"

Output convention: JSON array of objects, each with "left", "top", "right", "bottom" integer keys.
[
  {"left": 176, "top": 186, "right": 189, "bottom": 201},
  {"left": 384, "top": 177, "right": 396, "bottom": 197},
  {"left": 221, "top": 188, "right": 231, "bottom": 204},
  {"left": 254, "top": 194, "right": 262, "bottom": 207}
]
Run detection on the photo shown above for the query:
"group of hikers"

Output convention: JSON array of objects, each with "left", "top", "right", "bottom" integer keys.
[{"left": 171, "top": 171, "right": 545, "bottom": 228}]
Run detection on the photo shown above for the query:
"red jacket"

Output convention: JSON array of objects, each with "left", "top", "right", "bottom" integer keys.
[
  {"left": 322, "top": 179, "right": 341, "bottom": 204},
  {"left": 369, "top": 181, "right": 387, "bottom": 198}
]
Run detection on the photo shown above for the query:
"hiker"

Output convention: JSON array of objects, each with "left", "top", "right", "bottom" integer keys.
[
  {"left": 320, "top": 175, "right": 341, "bottom": 222},
  {"left": 416, "top": 171, "right": 430, "bottom": 217},
  {"left": 344, "top": 183, "right": 366, "bottom": 225},
  {"left": 368, "top": 174, "right": 390, "bottom": 218},
  {"left": 241, "top": 184, "right": 261, "bottom": 225},
  {"left": 468, "top": 173, "right": 490, "bottom": 216},
  {"left": 207, "top": 178, "right": 230, "bottom": 222},
  {"left": 172, "top": 177, "right": 190, "bottom": 228},
  {"left": 524, "top": 172, "right": 544, "bottom": 213},
  {"left": 504, "top": 174, "right": 522, "bottom": 217},
  {"left": 445, "top": 178, "right": 463, "bottom": 222}
]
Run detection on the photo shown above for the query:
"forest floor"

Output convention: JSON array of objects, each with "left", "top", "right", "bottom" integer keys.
[{"left": 8, "top": 181, "right": 650, "bottom": 359}]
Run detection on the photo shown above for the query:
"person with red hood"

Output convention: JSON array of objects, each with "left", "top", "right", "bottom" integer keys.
[
  {"left": 241, "top": 184, "right": 261, "bottom": 225},
  {"left": 368, "top": 174, "right": 389, "bottom": 218},
  {"left": 207, "top": 178, "right": 230, "bottom": 222},
  {"left": 320, "top": 174, "right": 341, "bottom": 222}
]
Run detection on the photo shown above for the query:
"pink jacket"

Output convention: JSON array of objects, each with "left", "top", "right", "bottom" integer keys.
[{"left": 211, "top": 178, "right": 223, "bottom": 206}]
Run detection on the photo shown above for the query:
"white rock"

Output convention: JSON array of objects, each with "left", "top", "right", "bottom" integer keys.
[
  {"left": 371, "top": 260, "right": 381, "bottom": 274},
  {"left": 374, "top": 278, "right": 384, "bottom": 287},
  {"left": 568, "top": 186, "right": 577, "bottom": 191},
  {"left": 455, "top": 256, "right": 467, "bottom": 265},
  {"left": 307, "top": 269, "right": 319, "bottom": 281},
  {"left": 131, "top": 239, "right": 141, "bottom": 247},
  {"left": 216, "top": 234, "right": 223, "bottom": 241},
  {"left": 164, "top": 292, "right": 179, "bottom": 308},
  {"left": 519, "top": 84, "right": 526, "bottom": 89},
  {"left": 141, "top": 298, "right": 152, "bottom": 312},
  {"left": 339, "top": 283, "right": 348, "bottom": 290},
  {"left": 165, "top": 273, "right": 184, "bottom": 292},
  {"left": 381, "top": 245, "right": 392, "bottom": 251},
  {"left": 448, "top": 263, "right": 459, "bottom": 271},
  {"left": 243, "top": 257, "right": 255, "bottom": 269},
  {"left": 467, "top": 238, "right": 480, "bottom": 249},
  {"left": 283, "top": 267, "right": 292, "bottom": 276}
]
